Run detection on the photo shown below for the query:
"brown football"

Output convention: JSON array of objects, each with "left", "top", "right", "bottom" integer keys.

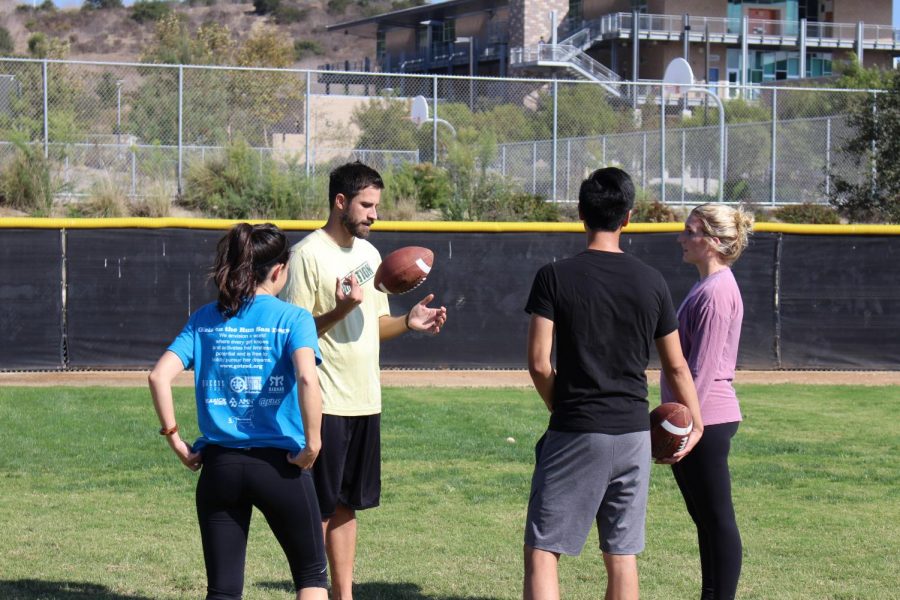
[
  {"left": 650, "top": 403, "right": 693, "bottom": 460},
  {"left": 374, "top": 246, "right": 434, "bottom": 295}
]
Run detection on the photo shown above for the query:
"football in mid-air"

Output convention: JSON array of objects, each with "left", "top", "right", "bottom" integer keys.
[
  {"left": 650, "top": 403, "right": 693, "bottom": 460},
  {"left": 374, "top": 246, "right": 434, "bottom": 294}
]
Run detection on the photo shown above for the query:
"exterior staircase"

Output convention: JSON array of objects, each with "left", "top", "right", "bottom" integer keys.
[{"left": 510, "top": 28, "right": 622, "bottom": 97}]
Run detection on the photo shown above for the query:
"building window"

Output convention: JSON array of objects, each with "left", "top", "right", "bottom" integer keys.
[
  {"left": 807, "top": 52, "right": 832, "bottom": 77},
  {"left": 376, "top": 30, "right": 385, "bottom": 62}
]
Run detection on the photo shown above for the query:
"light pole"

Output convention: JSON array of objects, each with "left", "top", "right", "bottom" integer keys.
[
  {"left": 115, "top": 79, "right": 123, "bottom": 146},
  {"left": 455, "top": 36, "right": 474, "bottom": 110}
]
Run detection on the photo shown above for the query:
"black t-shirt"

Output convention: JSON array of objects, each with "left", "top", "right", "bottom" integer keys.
[{"left": 525, "top": 249, "right": 678, "bottom": 434}]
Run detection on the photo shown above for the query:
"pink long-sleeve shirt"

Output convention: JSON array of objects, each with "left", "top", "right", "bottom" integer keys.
[{"left": 660, "top": 267, "right": 743, "bottom": 425}]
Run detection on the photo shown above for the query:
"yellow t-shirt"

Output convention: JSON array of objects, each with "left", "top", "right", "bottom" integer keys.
[{"left": 280, "top": 229, "right": 390, "bottom": 416}]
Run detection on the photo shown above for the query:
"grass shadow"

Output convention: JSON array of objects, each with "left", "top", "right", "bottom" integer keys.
[
  {"left": 255, "top": 580, "right": 503, "bottom": 600},
  {"left": 0, "top": 579, "right": 154, "bottom": 599}
]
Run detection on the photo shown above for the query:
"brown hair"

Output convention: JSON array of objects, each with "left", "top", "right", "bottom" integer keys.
[
  {"left": 690, "top": 204, "right": 755, "bottom": 264},
  {"left": 212, "top": 223, "right": 289, "bottom": 318}
]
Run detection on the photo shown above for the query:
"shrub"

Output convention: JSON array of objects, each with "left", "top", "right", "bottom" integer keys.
[
  {"left": 182, "top": 139, "right": 326, "bottom": 220},
  {"left": 131, "top": 0, "right": 171, "bottom": 24},
  {"left": 724, "top": 177, "right": 752, "bottom": 203},
  {"left": 76, "top": 177, "right": 129, "bottom": 217},
  {"left": 293, "top": 39, "right": 324, "bottom": 60},
  {"left": 131, "top": 181, "right": 171, "bottom": 217},
  {"left": 631, "top": 195, "right": 679, "bottom": 223},
  {"left": 83, "top": 0, "right": 123, "bottom": 9},
  {"left": 326, "top": 0, "right": 351, "bottom": 15},
  {"left": 0, "top": 139, "right": 59, "bottom": 216},
  {"left": 252, "top": 0, "right": 279, "bottom": 15},
  {"left": 274, "top": 4, "right": 309, "bottom": 24},
  {"left": 0, "top": 27, "right": 14, "bottom": 56},
  {"left": 39, "top": 0, "right": 56, "bottom": 11},
  {"left": 773, "top": 202, "right": 840, "bottom": 224}
]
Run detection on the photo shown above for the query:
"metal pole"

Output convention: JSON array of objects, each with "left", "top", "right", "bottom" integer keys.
[
  {"left": 177, "top": 65, "right": 184, "bottom": 196},
  {"left": 131, "top": 148, "right": 136, "bottom": 198},
  {"left": 305, "top": 70, "right": 311, "bottom": 177},
  {"left": 660, "top": 83, "right": 666, "bottom": 203},
  {"left": 468, "top": 38, "right": 474, "bottom": 111},
  {"left": 602, "top": 135, "right": 607, "bottom": 165},
  {"left": 642, "top": 132, "right": 647, "bottom": 190},
  {"left": 632, "top": 9, "right": 639, "bottom": 110},
  {"left": 116, "top": 81, "right": 122, "bottom": 146},
  {"left": 42, "top": 60, "right": 48, "bottom": 159},
  {"left": 552, "top": 79, "right": 558, "bottom": 202},
  {"left": 532, "top": 142, "right": 537, "bottom": 195},
  {"left": 566, "top": 139, "right": 571, "bottom": 200},
  {"left": 825, "top": 117, "right": 831, "bottom": 196},
  {"left": 681, "top": 128, "right": 686, "bottom": 206},
  {"left": 432, "top": 75, "right": 438, "bottom": 165},
  {"left": 501, "top": 145, "right": 506, "bottom": 177},
  {"left": 770, "top": 88, "right": 777, "bottom": 205},
  {"left": 871, "top": 91, "right": 877, "bottom": 196}
]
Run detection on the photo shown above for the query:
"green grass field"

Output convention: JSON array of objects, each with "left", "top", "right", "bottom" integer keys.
[{"left": 1, "top": 384, "right": 898, "bottom": 600}]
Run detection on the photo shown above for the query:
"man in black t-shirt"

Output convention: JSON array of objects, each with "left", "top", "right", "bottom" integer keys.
[{"left": 523, "top": 167, "right": 704, "bottom": 600}]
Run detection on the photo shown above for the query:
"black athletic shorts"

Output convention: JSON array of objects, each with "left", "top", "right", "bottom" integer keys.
[{"left": 312, "top": 413, "right": 381, "bottom": 517}]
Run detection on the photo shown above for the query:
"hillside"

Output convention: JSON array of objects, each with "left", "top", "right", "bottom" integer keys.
[{"left": 0, "top": 0, "right": 399, "bottom": 69}]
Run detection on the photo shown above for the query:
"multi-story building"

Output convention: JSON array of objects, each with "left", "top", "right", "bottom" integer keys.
[{"left": 326, "top": 0, "right": 897, "bottom": 87}]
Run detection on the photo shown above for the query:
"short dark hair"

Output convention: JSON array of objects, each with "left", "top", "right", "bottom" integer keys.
[
  {"left": 328, "top": 161, "right": 384, "bottom": 209},
  {"left": 578, "top": 167, "right": 635, "bottom": 231}
]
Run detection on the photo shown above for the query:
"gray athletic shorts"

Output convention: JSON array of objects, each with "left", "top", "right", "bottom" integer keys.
[{"left": 524, "top": 429, "right": 651, "bottom": 556}]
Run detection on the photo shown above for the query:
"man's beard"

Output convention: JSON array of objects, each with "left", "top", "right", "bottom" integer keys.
[{"left": 341, "top": 211, "right": 372, "bottom": 239}]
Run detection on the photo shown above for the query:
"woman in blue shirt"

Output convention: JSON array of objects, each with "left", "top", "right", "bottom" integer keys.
[{"left": 149, "top": 223, "right": 327, "bottom": 600}]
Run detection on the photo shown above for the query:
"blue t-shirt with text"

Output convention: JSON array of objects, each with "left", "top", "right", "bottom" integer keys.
[{"left": 167, "top": 294, "right": 321, "bottom": 453}]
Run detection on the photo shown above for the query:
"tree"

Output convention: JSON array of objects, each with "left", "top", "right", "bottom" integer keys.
[
  {"left": 83, "top": 0, "right": 123, "bottom": 8},
  {"left": 828, "top": 69, "right": 900, "bottom": 223},
  {"left": 0, "top": 27, "right": 13, "bottom": 56}
]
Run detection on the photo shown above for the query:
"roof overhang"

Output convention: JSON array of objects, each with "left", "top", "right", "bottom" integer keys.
[{"left": 326, "top": 0, "right": 508, "bottom": 38}]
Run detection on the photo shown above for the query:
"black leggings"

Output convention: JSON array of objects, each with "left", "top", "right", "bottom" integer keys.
[
  {"left": 672, "top": 422, "right": 742, "bottom": 600},
  {"left": 196, "top": 446, "right": 327, "bottom": 600}
]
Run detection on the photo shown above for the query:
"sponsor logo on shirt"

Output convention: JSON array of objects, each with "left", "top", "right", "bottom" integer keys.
[
  {"left": 268, "top": 375, "right": 285, "bottom": 393},
  {"left": 206, "top": 397, "right": 227, "bottom": 406},
  {"left": 202, "top": 380, "right": 225, "bottom": 389},
  {"left": 229, "top": 376, "right": 263, "bottom": 394},
  {"left": 258, "top": 398, "right": 283, "bottom": 407}
]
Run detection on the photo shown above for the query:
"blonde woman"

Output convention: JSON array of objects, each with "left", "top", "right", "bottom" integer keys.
[{"left": 660, "top": 203, "right": 753, "bottom": 600}]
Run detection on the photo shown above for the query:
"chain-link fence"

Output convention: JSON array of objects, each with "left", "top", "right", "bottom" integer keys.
[{"left": 0, "top": 57, "right": 879, "bottom": 216}]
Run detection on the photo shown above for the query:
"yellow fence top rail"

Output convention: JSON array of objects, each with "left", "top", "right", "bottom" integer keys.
[{"left": 1, "top": 218, "right": 900, "bottom": 235}]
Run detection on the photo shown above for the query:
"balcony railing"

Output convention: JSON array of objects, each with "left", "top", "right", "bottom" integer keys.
[{"left": 576, "top": 11, "right": 900, "bottom": 48}]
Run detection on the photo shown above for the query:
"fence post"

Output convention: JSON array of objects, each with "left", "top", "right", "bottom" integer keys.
[
  {"left": 532, "top": 142, "right": 537, "bottom": 195},
  {"left": 770, "top": 88, "right": 777, "bottom": 205},
  {"left": 642, "top": 132, "right": 647, "bottom": 190},
  {"left": 825, "top": 117, "right": 831, "bottom": 197},
  {"left": 305, "top": 70, "right": 311, "bottom": 178},
  {"left": 566, "top": 139, "right": 571, "bottom": 201},
  {"left": 602, "top": 135, "right": 607, "bottom": 165},
  {"left": 42, "top": 60, "right": 49, "bottom": 159},
  {"left": 681, "top": 128, "right": 686, "bottom": 206},
  {"left": 177, "top": 65, "right": 184, "bottom": 196},
  {"left": 501, "top": 145, "right": 506, "bottom": 177},
  {"left": 552, "top": 79, "right": 558, "bottom": 202},
  {"left": 871, "top": 91, "right": 878, "bottom": 196},
  {"left": 131, "top": 148, "right": 136, "bottom": 198},
  {"left": 432, "top": 75, "right": 438, "bottom": 165},
  {"left": 660, "top": 83, "right": 666, "bottom": 203}
]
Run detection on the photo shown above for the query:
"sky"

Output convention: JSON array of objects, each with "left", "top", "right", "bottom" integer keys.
[{"left": 48, "top": 0, "right": 900, "bottom": 27}]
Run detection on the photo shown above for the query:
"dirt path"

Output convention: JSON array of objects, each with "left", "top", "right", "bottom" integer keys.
[{"left": 1, "top": 369, "right": 898, "bottom": 387}]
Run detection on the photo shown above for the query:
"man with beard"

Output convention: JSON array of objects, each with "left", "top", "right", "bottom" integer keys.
[{"left": 280, "top": 161, "right": 447, "bottom": 600}]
